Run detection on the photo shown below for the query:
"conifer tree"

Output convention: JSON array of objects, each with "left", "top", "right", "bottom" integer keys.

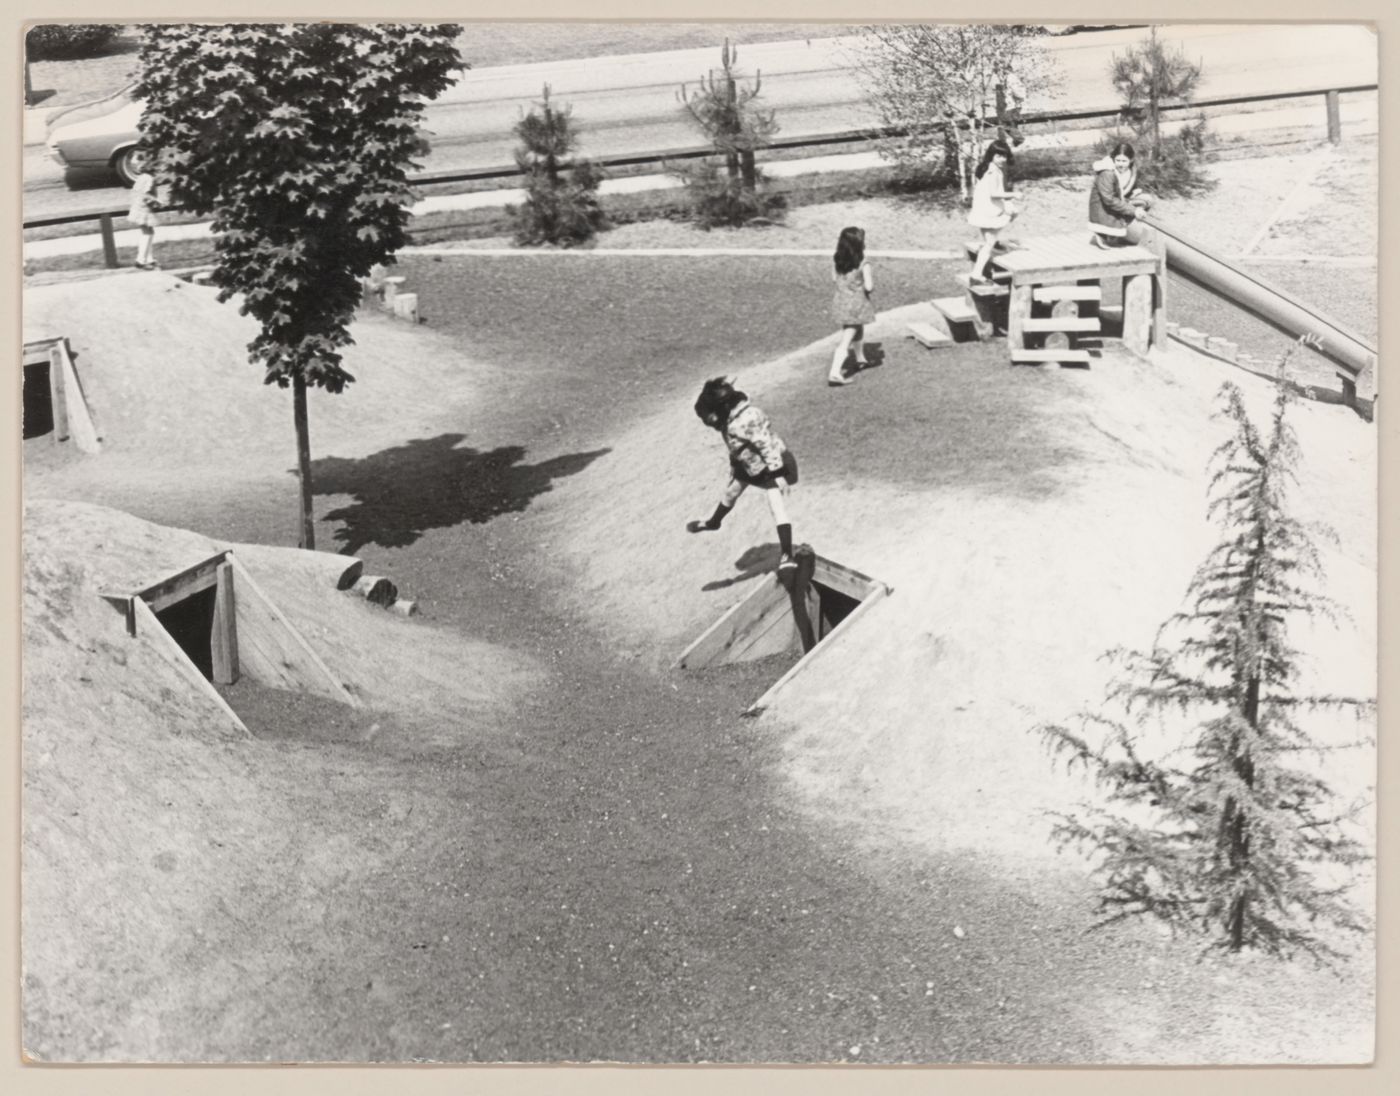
[
  {"left": 675, "top": 39, "right": 785, "bottom": 227},
  {"left": 1106, "top": 27, "right": 1214, "bottom": 197},
  {"left": 1038, "top": 341, "right": 1373, "bottom": 962},
  {"left": 509, "top": 83, "right": 605, "bottom": 247}
]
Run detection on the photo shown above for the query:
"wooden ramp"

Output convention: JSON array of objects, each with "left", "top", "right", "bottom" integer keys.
[{"left": 676, "top": 548, "right": 892, "bottom": 716}]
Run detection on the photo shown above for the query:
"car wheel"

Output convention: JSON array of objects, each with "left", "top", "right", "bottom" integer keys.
[{"left": 112, "top": 146, "right": 141, "bottom": 187}]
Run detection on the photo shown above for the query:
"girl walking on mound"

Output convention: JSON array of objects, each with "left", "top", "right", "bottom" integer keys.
[
  {"left": 687, "top": 376, "right": 799, "bottom": 573},
  {"left": 828, "top": 226, "right": 876, "bottom": 386},
  {"left": 967, "top": 140, "right": 1020, "bottom": 284}
]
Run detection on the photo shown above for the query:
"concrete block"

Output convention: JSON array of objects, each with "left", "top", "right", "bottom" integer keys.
[
  {"left": 1176, "top": 327, "right": 1208, "bottom": 349},
  {"left": 1164, "top": 320, "right": 1180, "bottom": 337},
  {"left": 389, "top": 598, "right": 418, "bottom": 617},
  {"left": 392, "top": 292, "right": 419, "bottom": 323},
  {"left": 1206, "top": 336, "right": 1239, "bottom": 362}
]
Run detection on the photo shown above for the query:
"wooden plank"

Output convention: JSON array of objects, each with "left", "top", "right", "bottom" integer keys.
[
  {"left": 1011, "top": 348, "right": 1092, "bottom": 363},
  {"left": 1022, "top": 316, "right": 1101, "bottom": 333},
  {"left": 1148, "top": 234, "right": 1168, "bottom": 349},
  {"left": 211, "top": 561, "right": 239, "bottom": 685},
  {"left": 812, "top": 556, "right": 884, "bottom": 602},
  {"left": 1123, "top": 273, "right": 1154, "bottom": 356},
  {"left": 746, "top": 586, "right": 891, "bottom": 717},
  {"left": 930, "top": 296, "right": 977, "bottom": 324},
  {"left": 723, "top": 594, "right": 801, "bottom": 664},
  {"left": 675, "top": 575, "right": 785, "bottom": 668},
  {"left": 132, "top": 597, "right": 250, "bottom": 737},
  {"left": 227, "top": 554, "right": 359, "bottom": 706},
  {"left": 1007, "top": 284, "right": 1033, "bottom": 349},
  {"left": 906, "top": 322, "right": 953, "bottom": 348},
  {"left": 136, "top": 552, "right": 229, "bottom": 609},
  {"left": 47, "top": 345, "right": 70, "bottom": 443},
  {"left": 956, "top": 271, "right": 1011, "bottom": 290},
  {"left": 144, "top": 569, "right": 219, "bottom": 614},
  {"left": 1034, "top": 284, "right": 1101, "bottom": 303},
  {"left": 54, "top": 338, "right": 102, "bottom": 453}
]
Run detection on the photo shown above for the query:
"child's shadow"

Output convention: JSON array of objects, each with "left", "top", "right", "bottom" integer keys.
[
  {"left": 701, "top": 544, "right": 781, "bottom": 591},
  {"left": 851, "top": 341, "right": 887, "bottom": 373}
]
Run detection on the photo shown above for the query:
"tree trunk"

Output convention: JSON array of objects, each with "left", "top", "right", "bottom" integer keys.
[
  {"left": 740, "top": 149, "right": 757, "bottom": 194},
  {"left": 293, "top": 375, "right": 316, "bottom": 550}
]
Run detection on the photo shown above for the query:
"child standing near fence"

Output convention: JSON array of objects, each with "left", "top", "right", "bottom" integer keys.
[
  {"left": 126, "top": 147, "right": 161, "bottom": 270},
  {"left": 967, "top": 140, "right": 1020, "bottom": 284},
  {"left": 687, "top": 376, "right": 800, "bottom": 573},
  {"left": 828, "top": 226, "right": 876, "bottom": 386}
]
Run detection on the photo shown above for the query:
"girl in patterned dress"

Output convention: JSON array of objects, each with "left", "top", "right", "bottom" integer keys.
[
  {"left": 828, "top": 226, "right": 876, "bottom": 386},
  {"left": 126, "top": 147, "right": 161, "bottom": 270},
  {"left": 687, "top": 376, "right": 799, "bottom": 573}
]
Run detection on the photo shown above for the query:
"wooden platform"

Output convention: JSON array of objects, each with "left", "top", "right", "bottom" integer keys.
[
  {"left": 991, "top": 233, "right": 1159, "bottom": 283},
  {"left": 993, "top": 233, "right": 1166, "bottom": 360}
]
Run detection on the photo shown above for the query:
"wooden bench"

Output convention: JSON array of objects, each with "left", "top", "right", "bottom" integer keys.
[{"left": 1022, "top": 316, "right": 1102, "bottom": 334}]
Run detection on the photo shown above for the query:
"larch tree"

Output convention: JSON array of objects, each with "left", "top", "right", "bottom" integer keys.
[
  {"left": 1037, "top": 342, "right": 1373, "bottom": 962},
  {"left": 133, "top": 23, "right": 464, "bottom": 549}
]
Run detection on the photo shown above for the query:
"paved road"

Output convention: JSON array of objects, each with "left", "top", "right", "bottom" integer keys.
[{"left": 23, "top": 23, "right": 1376, "bottom": 221}]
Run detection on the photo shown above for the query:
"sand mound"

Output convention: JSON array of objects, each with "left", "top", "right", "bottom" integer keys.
[
  {"left": 542, "top": 316, "right": 1377, "bottom": 869},
  {"left": 23, "top": 497, "right": 543, "bottom": 1059},
  {"left": 22, "top": 273, "right": 508, "bottom": 483}
]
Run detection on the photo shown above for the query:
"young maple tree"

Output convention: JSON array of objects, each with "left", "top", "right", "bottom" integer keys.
[
  {"left": 1037, "top": 344, "right": 1373, "bottom": 962},
  {"left": 133, "top": 23, "right": 463, "bottom": 549}
]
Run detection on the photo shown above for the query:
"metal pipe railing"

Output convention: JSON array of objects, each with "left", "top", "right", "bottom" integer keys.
[{"left": 25, "top": 83, "right": 1377, "bottom": 266}]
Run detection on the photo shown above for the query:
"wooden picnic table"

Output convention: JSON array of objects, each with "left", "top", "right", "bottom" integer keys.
[{"left": 992, "top": 233, "right": 1166, "bottom": 358}]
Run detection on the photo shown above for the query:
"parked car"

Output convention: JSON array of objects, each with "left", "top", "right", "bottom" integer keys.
[
  {"left": 45, "top": 84, "right": 146, "bottom": 185},
  {"left": 46, "top": 84, "right": 434, "bottom": 188}
]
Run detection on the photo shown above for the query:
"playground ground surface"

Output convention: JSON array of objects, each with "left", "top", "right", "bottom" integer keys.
[{"left": 20, "top": 134, "right": 1378, "bottom": 1064}]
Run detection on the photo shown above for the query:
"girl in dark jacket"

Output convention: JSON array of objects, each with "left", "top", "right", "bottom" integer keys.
[
  {"left": 686, "top": 376, "right": 798, "bottom": 573},
  {"left": 1088, "top": 141, "right": 1155, "bottom": 247}
]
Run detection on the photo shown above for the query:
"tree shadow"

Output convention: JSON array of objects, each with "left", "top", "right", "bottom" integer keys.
[
  {"left": 308, "top": 433, "right": 610, "bottom": 554},
  {"left": 701, "top": 543, "right": 781, "bottom": 591}
]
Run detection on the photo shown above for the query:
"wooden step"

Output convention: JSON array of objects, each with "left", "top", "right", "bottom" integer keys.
[
  {"left": 1022, "top": 316, "right": 1102, "bottom": 333},
  {"left": 1033, "top": 284, "right": 1102, "bottom": 303},
  {"left": 906, "top": 322, "right": 953, "bottom": 348},
  {"left": 1011, "top": 348, "right": 1093, "bottom": 364},
  {"left": 930, "top": 296, "right": 977, "bottom": 324},
  {"left": 962, "top": 239, "right": 1025, "bottom": 260}
]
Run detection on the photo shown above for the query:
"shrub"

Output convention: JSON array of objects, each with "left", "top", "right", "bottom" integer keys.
[
  {"left": 674, "top": 158, "right": 787, "bottom": 229},
  {"left": 508, "top": 84, "right": 606, "bottom": 248},
  {"left": 26, "top": 24, "right": 123, "bottom": 61}
]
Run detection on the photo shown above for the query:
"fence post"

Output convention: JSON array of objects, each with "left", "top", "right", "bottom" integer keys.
[
  {"left": 98, "top": 214, "right": 119, "bottom": 268},
  {"left": 1325, "top": 89, "right": 1342, "bottom": 144}
]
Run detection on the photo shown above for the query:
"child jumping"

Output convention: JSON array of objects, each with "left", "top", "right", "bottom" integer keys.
[
  {"left": 126, "top": 147, "right": 161, "bottom": 270},
  {"left": 686, "top": 376, "right": 799, "bottom": 573},
  {"left": 967, "top": 139, "right": 1020, "bottom": 284},
  {"left": 828, "top": 226, "right": 876, "bottom": 386}
]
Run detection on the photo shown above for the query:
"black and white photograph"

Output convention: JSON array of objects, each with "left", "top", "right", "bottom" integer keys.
[{"left": 13, "top": 0, "right": 1384, "bottom": 1076}]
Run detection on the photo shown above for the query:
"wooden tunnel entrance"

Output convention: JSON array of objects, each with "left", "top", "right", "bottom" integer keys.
[
  {"left": 22, "top": 337, "right": 102, "bottom": 453},
  {"left": 676, "top": 546, "right": 892, "bottom": 716},
  {"left": 101, "top": 551, "right": 358, "bottom": 735}
]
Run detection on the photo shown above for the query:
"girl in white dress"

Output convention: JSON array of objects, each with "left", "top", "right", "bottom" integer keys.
[
  {"left": 126, "top": 147, "right": 161, "bottom": 270},
  {"left": 967, "top": 140, "right": 1020, "bottom": 284}
]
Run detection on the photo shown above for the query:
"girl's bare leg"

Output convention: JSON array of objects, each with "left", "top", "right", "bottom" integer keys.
[{"left": 829, "top": 327, "right": 856, "bottom": 384}]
